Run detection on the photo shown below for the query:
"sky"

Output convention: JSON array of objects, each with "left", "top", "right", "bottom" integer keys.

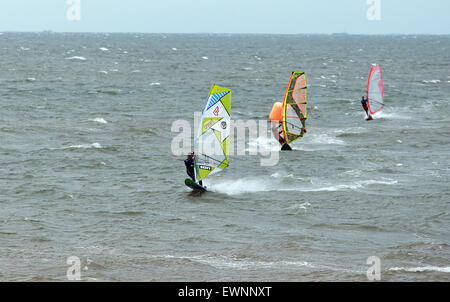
[{"left": 0, "top": 0, "right": 449, "bottom": 34}]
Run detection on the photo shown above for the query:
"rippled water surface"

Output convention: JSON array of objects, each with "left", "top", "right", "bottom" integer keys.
[{"left": 0, "top": 33, "right": 449, "bottom": 281}]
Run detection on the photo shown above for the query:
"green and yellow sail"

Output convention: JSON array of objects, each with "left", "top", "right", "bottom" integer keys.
[{"left": 194, "top": 85, "right": 231, "bottom": 181}]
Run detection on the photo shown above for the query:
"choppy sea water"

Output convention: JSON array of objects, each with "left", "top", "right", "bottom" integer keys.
[{"left": 0, "top": 33, "right": 449, "bottom": 281}]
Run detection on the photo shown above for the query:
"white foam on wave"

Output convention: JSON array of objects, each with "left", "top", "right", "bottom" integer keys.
[
  {"left": 202, "top": 56, "right": 208, "bottom": 60},
  {"left": 299, "top": 133, "right": 346, "bottom": 147},
  {"left": 211, "top": 178, "right": 274, "bottom": 195},
  {"left": 373, "top": 110, "right": 410, "bottom": 120},
  {"left": 150, "top": 82, "right": 161, "bottom": 86},
  {"left": 68, "top": 143, "right": 102, "bottom": 149},
  {"left": 211, "top": 174, "right": 398, "bottom": 195},
  {"left": 388, "top": 266, "right": 450, "bottom": 273},
  {"left": 66, "top": 56, "right": 87, "bottom": 61},
  {"left": 270, "top": 172, "right": 294, "bottom": 179},
  {"left": 154, "top": 254, "right": 312, "bottom": 270},
  {"left": 356, "top": 179, "right": 398, "bottom": 186},
  {"left": 99, "top": 47, "right": 109, "bottom": 51},
  {"left": 289, "top": 183, "right": 363, "bottom": 192},
  {"left": 422, "top": 80, "right": 441, "bottom": 84},
  {"left": 89, "top": 118, "right": 108, "bottom": 124},
  {"left": 98, "top": 70, "right": 108, "bottom": 74},
  {"left": 246, "top": 135, "right": 281, "bottom": 155}
]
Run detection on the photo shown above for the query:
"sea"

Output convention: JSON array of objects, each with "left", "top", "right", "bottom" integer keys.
[{"left": 0, "top": 32, "right": 448, "bottom": 282}]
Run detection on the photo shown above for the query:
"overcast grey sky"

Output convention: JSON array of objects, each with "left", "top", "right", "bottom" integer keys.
[{"left": 0, "top": 0, "right": 449, "bottom": 34}]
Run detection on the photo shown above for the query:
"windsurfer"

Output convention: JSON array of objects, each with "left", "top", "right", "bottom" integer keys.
[
  {"left": 184, "top": 153, "right": 195, "bottom": 181},
  {"left": 361, "top": 96, "right": 372, "bottom": 119},
  {"left": 184, "top": 153, "right": 203, "bottom": 186}
]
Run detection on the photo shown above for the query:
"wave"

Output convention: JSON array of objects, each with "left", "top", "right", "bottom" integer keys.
[
  {"left": 356, "top": 179, "right": 398, "bottom": 186},
  {"left": 67, "top": 143, "right": 102, "bottom": 149},
  {"left": 388, "top": 266, "right": 450, "bottom": 273},
  {"left": 66, "top": 56, "right": 87, "bottom": 61},
  {"left": 422, "top": 80, "right": 441, "bottom": 84},
  {"left": 373, "top": 111, "right": 410, "bottom": 120},
  {"left": 292, "top": 132, "right": 346, "bottom": 151},
  {"left": 151, "top": 254, "right": 312, "bottom": 270},
  {"left": 246, "top": 135, "right": 281, "bottom": 155},
  {"left": 89, "top": 118, "right": 108, "bottom": 124},
  {"left": 209, "top": 175, "right": 397, "bottom": 196}
]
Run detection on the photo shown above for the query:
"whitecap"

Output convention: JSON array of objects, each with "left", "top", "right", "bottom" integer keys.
[
  {"left": 68, "top": 143, "right": 102, "bottom": 149},
  {"left": 66, "top": 56, "right": 87, "bottom": 61},
  {"left": 99, "top": 47, "right": 109, "bottom": 51},
  {"left": 89, "top": 118, "right": 107, "bottom": 124},
  {"left": 374, "top": 111, "right": 410, "bottom": 120},
  {"left": 98, "top": 71, "right": 108, "bottom": 74},
  {"left": 307, "top": 133, "right": 345, "bottom": 145},
  {"left": 246, "top": 135, "right": 281, "bottom": 155},
  {"left": 172, "top": 47, "right": 177, "bottom": 51},
  {"left": 356, "top": 179, "right": 398, "bottom": 186},
  {"left": 389, "top": 266, "right": 450, "bottom": 273},
  {"left": 157, "top": 254, "right": 313, "bottom": 270},
  {"left": 202, "top": 56, "right": 208, "bottom": 60},
  {"left": 270, "top": 172, "right": 294, "bottom": 179},
  {"left": 211, "top": 178, "right": 273, "bottom": 195},
  {"left": 150, "top": 82, "right": 161, "bottom": 86}
]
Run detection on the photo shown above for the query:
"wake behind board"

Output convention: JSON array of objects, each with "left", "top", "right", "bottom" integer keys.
[{"left": 185, "top": 179, "right": 207, "bottom": 192}]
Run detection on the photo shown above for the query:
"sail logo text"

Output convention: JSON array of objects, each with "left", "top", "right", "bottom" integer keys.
[{"left": 213, "top": 106, "right": 220, "bottom": 116}]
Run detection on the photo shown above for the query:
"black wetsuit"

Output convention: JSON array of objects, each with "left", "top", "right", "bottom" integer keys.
[
  {"left": 184, "top": 157, "right": 195, "bottom": 181},
  {"left": 361, "top": 98, "right": 369, "bottom": 115},
  {"left": 184, "top": 156, "right": 203, "bottom": 186}
]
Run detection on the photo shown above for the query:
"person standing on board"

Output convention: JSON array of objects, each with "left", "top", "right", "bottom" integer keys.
[
  {"left": 361, "top": 96, "right": 373, "bottom": 120},
  {"left": 184, "top": 153, "right": 203, "bottom": 186}
]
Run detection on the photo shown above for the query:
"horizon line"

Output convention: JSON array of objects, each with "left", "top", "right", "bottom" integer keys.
[{"left": 1, "top": 30, "right": 450, "bottom": 36}]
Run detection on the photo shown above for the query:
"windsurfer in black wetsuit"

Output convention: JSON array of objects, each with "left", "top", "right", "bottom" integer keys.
[
  {"left": 361, "top": 96, "right": 373, "bottom": 120},
  {"left": 184, "top": 152, "right": 203, "bottom": 186}
]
